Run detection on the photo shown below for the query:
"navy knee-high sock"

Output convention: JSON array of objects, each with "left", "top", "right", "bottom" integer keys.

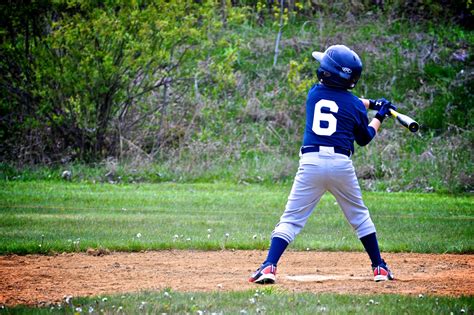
[
  {"left": 360, "top": 232, "right": 382, "bottom": 267},
  {"left": 264, "top": 237, "right": 289, "bottom": 266}
]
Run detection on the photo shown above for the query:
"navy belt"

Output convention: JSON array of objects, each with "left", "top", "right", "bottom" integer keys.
[{"left": 301, "top": 145, "right": 352, "bottom": 157}]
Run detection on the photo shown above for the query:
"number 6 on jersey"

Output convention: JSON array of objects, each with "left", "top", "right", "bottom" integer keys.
[{"left": 312, "top": 99, "right": 339, "bottom": 136}]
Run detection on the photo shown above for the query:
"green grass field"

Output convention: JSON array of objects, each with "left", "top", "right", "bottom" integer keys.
[
  {"left": 3, "top": 290, "right": 473, "bottom": 315},
  {"left": 0, "top": 181, "right": 472, "bottom": 254},
  {"left": 1, "top": 181, "right": 473, "bottom": 313}
]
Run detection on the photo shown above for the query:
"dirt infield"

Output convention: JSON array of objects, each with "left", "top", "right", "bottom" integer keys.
[{"left": 1, "top": 250, "right": 473, "bottom": 306}]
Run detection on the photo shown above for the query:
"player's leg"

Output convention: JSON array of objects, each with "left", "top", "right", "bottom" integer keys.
[
  {"left": 272, "top": 162, "right": 327, "bottom": 244},
  {"left": 249, "top": 160, "right": 326, "bottom": 284},
  {"left": 327, "top": 156, "right": 394, "bottom": 281}
]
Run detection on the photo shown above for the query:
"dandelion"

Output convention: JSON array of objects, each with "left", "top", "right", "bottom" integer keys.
[
  {"left": 64, "top": 295, "right": 73, "bottom": 305},
  {"left": 186, "top": 238, "right": 191, "bottom": 241},
  {"left": 418, "top": 294, "right": 424, "bottom": 298},
  {"left": 88, "top": 306, "right": 94, "bottom": 313},
  {"left": 369, "top": 299, "right": 374, "bottom": 304},
  {"left": 306, "top": 247, "right": 310, "bottom": 251},
  {"left": 73, "top": 238, "right": 81, "bottom": 250},
  {"left": 461, "top": 309, "right": 466, "bottom": 313},
  {"left": 225, "top": 233, "right": 230, "bottom": 238},
  {"left": 207, "top": 229, "right": 212, "bottom": 233},
  {"left": 75, "top": 307, "right": 82, "bottom": 312},
  {"left": 136, "top": 233, "right": 142, "bottom": 238},
  {"left": 207, "top": 234, "right": 211, "bottom": 239},
  {"left": 102, "top": 297, "right": 108, "bottom": 302},
  {"left": 249, "top": 298, "right": 256, "bottom": 304},
  {"left": 252, "top": 234, "right": 257, "bottom": 239},
  {"left": 240, "top": 310, "right": 248, "bottom": 314}
]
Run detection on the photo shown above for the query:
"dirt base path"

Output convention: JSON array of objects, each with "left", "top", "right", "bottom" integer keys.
[{"left": 1, "top": 250, "right": 473, "bottom": 306}]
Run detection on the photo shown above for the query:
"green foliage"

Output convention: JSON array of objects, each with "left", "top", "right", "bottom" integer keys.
[{"left": 1, "top": 1, "right": 472, "bottom": 192}]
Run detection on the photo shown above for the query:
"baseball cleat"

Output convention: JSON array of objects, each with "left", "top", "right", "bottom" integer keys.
[
  {"left": 373, "top": 260, "right": 394, "bottom": 282},
  {"left": 248, "top": 262, "right": 277, "bottom": 284}
]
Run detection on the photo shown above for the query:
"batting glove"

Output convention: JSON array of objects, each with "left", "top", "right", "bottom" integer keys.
[
  {"left": 369, "top": 98, "right": 390, "bottom": 111},
  {"left": 375, "top": 102, "right": 397, "bottom": 123}
]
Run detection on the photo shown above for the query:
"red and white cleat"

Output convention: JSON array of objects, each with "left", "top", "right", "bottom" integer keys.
[
  {"left": 248, "top": 262, "right": 277, "bottom": 284},
  {"left": 373, "top": 260, "right": 394, "bottom": 282}
]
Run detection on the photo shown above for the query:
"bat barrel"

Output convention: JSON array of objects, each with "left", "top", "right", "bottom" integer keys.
[
  {"left": 390, "top": 109, "right": 419, "bottom": 133},
  {"left": 408, "top": 122, "right": 419, "bottom": 132}
]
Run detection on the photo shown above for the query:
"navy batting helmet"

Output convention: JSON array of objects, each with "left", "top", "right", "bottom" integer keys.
[{"left": 312, "top": 45, "right": 363, "bottom": 89}]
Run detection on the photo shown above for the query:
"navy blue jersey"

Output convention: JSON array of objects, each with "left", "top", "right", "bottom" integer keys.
[{"left": 302, "top": 84, "right": 375, "bottom": 153}]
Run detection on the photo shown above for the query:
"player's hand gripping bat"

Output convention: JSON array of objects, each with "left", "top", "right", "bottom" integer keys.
[{"left": 360, "top": 98, "right": 419, "bottom": 133}]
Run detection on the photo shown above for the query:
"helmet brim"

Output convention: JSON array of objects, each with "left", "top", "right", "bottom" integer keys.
[{"left": 312, "top": 51, "right": 324, "bottom": 62}]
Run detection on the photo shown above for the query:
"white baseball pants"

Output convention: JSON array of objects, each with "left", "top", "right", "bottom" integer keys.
[{"left": 272, "top": 147, "right": 376, "bottom": 243}]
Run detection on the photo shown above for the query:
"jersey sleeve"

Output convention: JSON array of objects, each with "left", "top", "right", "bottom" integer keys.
[{"left": 353, "top": 105, "right": 376, "bottom": 146}]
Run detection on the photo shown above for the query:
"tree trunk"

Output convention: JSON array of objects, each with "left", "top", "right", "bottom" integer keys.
[{"left": 273, "top": 0, "right": 285, "bottom": 67}]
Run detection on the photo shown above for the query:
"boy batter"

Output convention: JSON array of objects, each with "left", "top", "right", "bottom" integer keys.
[{"left": 249, "top": 45, "right": 396, "bottom": 284}]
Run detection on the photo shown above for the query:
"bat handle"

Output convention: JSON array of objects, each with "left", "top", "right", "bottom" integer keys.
[{"left": 389, "top": 108, "right": 398, "bottom": 118}]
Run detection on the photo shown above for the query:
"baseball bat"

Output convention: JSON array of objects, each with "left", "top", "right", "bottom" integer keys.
[
  {"left": 360, "top": 99, "right": 419, "bottom": 133},
  {"left": 389, "top": 109, "right": 419, "bottom": 133}
]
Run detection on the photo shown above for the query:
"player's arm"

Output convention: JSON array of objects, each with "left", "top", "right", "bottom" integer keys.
[
  {"left": 368, "top": 118, "right": 381, "bottom": 133},
  {"left": 358, "top": 97, "right": 395, "bottom": 135},
  {"left": 359, "top": 98, "right": 387, "bottom": 111},
  {"left": 354, "top": 110, "right": 377, "bottom": 146},
  {"left": 360, "top": 98, "right": 370, "bottom": 110}
]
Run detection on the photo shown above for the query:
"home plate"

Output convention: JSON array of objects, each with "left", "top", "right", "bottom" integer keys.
[{"left": 286, "top": 274, "right": 366, "bottom": 282}]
